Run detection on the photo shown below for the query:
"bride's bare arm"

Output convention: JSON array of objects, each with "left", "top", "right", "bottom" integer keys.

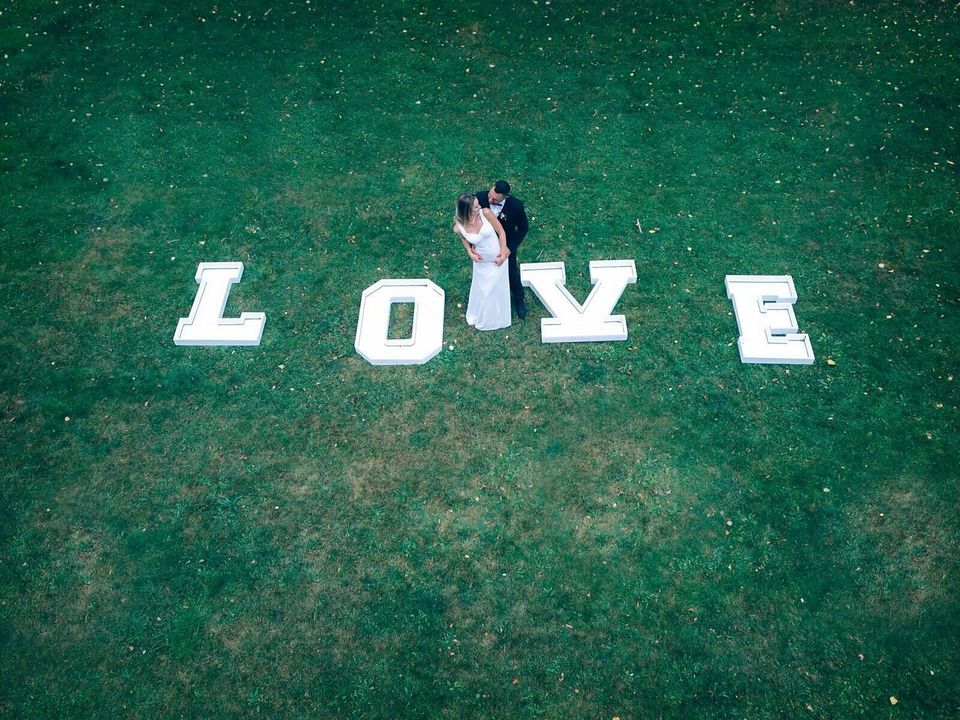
[{"left": 454, "top": 222, "right": 482, "bottom": 262}]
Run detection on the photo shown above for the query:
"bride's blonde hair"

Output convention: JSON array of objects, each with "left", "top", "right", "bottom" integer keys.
[{"left": 455, "top": 193, "right": 477, "bottom": 225}]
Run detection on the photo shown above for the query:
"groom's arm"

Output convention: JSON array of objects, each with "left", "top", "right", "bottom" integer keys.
[
  {"left": 513, "top": 199, "right": 529, "bottom": 242},
  {"left": 484, "top": 208, "right": 510, "bottom": 265}
]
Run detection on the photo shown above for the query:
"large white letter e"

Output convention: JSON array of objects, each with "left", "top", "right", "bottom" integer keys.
[{"left": 725, "top": 274, "right": 814, "bottom": 364}]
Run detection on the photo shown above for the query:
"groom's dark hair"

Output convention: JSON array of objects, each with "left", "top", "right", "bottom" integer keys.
[{"left": 493, "top": 180, "right": 511, "bottom": 195}]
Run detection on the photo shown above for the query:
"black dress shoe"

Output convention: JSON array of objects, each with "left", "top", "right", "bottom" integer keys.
[{"left": 515, "top": 302, "right": 527, "bottom": 319}]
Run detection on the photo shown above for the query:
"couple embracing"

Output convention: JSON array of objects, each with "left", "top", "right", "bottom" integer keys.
[{"left": 452, "top": 180, "right": 530, "bottom": 331}]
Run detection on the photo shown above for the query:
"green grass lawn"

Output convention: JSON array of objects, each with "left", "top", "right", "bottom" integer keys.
[{"left": 1, "top": 1, "right": 958, "bottom": 717}]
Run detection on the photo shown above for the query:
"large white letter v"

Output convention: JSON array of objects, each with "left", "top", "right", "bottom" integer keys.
[{"left": 520, "top": 260, "right": 637, "bottom": 343}]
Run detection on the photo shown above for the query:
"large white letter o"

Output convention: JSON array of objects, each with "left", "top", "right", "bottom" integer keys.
[{"left": 354, "top": 279, "right": 445, "bottom": 366}]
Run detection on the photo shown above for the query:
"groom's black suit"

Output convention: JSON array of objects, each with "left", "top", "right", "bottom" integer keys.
[{"left": 476, "top": 190, "right": 529, "bottom": 308}]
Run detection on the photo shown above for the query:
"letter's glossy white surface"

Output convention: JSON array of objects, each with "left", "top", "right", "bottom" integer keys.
[
  {"left": 725, "top": 275, "right": 814, "bottom": 364},
  {"left": 174, "top": 262, "right": 266, "bottom": 346},
  {"left": 355, "top": 279, "right": 445, "bottom": 365},
  {"left": 520, "top": 260, "right": 637, "bottom": 343}
]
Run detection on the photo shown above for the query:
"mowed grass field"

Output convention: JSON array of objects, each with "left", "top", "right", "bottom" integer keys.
[{"left": 1, "top": 0, "right": 958, "bottom": 717}]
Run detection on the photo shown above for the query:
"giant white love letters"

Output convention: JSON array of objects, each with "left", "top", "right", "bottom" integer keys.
[
  {"left": 521, "top": 260, "right": 637, "bottom": 342},
  {"left": 173, "top": 262, "right": 266, "bottom": 346},
  {"left": 354, "top": 279, "right": 445, "bottom": 365},
  {"left": 725, "top": 275, "right": 815, "bottom": 364},
  {"left": 173, "top": 261, "right": 815, "bottom": 366}
]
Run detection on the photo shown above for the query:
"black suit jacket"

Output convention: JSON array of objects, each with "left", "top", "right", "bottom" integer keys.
[{"left": 476, "top": 191, "right": 528, "bottom": 253}]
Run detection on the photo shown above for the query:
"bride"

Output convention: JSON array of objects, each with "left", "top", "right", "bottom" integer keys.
[{"left": 452, "top": 193, "right": 511, "bottom": 331}]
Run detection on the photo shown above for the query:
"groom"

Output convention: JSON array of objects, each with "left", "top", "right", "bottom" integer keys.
[{"left": 477, "top": 180, "right": 529, "bottom": 318}]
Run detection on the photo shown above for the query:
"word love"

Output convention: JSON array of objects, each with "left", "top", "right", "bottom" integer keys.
[{"left": 173, "top": 261, "right": 815, "bottom": 366}]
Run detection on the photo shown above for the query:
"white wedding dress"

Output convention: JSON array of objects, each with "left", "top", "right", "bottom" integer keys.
[{"left": 457, "top": 214, "right": 511, "bottom": 331}]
